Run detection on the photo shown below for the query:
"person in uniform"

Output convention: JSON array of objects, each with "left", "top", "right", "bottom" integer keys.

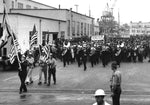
[
  {"left": 62, "top": 47, "right": 68, "bottom": 67},
  {"left": 101, "top": 46, "right": 107, "bottom": 67},
  {"left": 76, "top": 45, "right": 82, "bottom": 67},
  {"left": 81, "top": 46, "right": 87, "bottom": 71},
  {"left": 18, "top": 54, "right": 28, "bottom": 94},
  {"left": 38, "top": 55, "right": 48, "bottom": 85},
  {"left": 110, "top": 62, "right": 122, "bottom": 105},
  {"left": 93, "top": 89, "right": 110, "bottom": 105},
  {"left": 25, "top": 51, "right": 34, "bottom": 85},
  {"left": 89, "top": 46, "right": 96, "bottom": 67},
  {"left": 47, "top": 53, "right": 57, "bottom": 86},
  {"left": 114, "top": 46, "right": 122, "bottom": 67}
]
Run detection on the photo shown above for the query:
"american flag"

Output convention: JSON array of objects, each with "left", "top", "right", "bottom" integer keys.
[
  {"left": 8, "top": 32, "right": 20, "bottom": 64},
  {"left": 9, "top": 44, "right": 16, "bottom": 64},
  {"left": 0, "top": 0, "right": 11, "bottom": 49},
  {"left": 13, "top": 32, "right": 21, "bottom": 52},
  {"left": 30, "top": 25, "right": 37, "bottom": 49},
  {"left": 42, "top": 45, "right": 49, "bottom": 62}
]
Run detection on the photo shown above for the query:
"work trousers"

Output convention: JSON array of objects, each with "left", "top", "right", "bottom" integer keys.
[
  {"left": 18, "top": 71, "right": 27, "bottom": 92},
  {"left": 26, "top": 66, "right": 33, "bottom": 83},
  {"left": 112, "top": 86, "right": 122, "bottom": 105},
  {"left": 48, "top": 67, "right": 56, "bottom": 85},
  {"left": 39, "top": 65, "right": 47, "bottom": 83}
]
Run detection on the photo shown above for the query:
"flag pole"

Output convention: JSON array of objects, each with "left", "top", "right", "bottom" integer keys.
[{"left": 2, "top": 1, "right": 22, "bottom": 71}]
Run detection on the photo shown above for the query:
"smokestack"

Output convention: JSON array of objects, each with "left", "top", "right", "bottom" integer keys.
[
  {"left": 89, "top": 5, "right": 91, "bottom": 17},
  {"left": 59, "top": 4, "right": 60, "bottom": 9}
]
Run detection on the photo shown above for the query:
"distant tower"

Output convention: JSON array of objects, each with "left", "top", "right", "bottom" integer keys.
[{"left": 101, "top": 3, "right": 114, "bottom": 36}]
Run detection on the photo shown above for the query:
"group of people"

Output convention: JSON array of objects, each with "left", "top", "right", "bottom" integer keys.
[
  {"left": 16, "top": 35, "right": 150, "bottom": 104},
  {"left": 57, "top": 35, "right": 150, "bottom": 71},
  {"left": 17, "top": 47, "right": 57, "bottom": 94}
]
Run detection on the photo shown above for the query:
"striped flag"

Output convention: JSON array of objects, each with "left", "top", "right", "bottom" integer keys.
[
  {"left": 42, "top": 45, "right": 49, "bottom": 56},
  {"left": 8, "top": 44, "right": 16, "bottom": 64},
  {"left": 8, "top": 32, "right": 20, "bottom": 64},
  {"left": 42, "top": 45, "right": 49, "bottom": 62},
  {"left": 0, "top": 0, "right": 12, "bottom": 49},
  {"left": 30, "top": 25, "right": 37, "bottom": 49},
  {"left": 12, "top": 32, "right": 21, "bottom": 52}
]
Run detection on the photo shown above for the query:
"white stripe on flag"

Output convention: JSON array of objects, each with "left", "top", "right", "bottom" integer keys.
[{"left": 9, "top": 45, "right": 16, "bottom": 64}]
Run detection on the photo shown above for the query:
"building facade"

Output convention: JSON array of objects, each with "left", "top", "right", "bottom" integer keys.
[
  {"left": 0, "top": 0, "right": 56, "bottom": 12},
  {"left": 130, "top": 21, "right": 150, "bottom": 36},
  {"left": 0, "top": 0, "right": 94, "bottom": 56}
]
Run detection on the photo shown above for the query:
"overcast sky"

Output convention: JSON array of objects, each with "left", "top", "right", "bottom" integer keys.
[{"left": 34, "top": 0, "right": 150, "bottom": 24}]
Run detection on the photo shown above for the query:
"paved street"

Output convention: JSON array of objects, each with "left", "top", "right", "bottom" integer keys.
[{"left": 1, "top": 59, "right": 150, "bottom": 105}]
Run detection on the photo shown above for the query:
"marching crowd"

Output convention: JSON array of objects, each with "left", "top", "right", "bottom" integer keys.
[
  {"left": 16, "top": 35, "right": 150, "bottom": 102},
  {"left": 58, "top": 36, "right": 150, "bottom": 70}
]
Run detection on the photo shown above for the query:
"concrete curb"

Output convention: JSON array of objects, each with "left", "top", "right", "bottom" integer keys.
[{"left": 1, "top": 88, "right": 150, "bottom": 95}]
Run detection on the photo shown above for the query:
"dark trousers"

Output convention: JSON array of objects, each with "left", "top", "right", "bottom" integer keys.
[
  {"left": 82, "top": 57, "right": 87, "bottom": 71},
  {"left": 48, "top": 67, "right": 56, "bottom": 85},
  {"left": 112, "top": 86, "right": 121, "bottom": 105},
  {"left": 63, "top": 56, "right": 67, "bottom": 67},
  {"left": 18, "top": 72, "right": 27, "bottom": 92},
  {"left": 76, "top": 56, "right": 81, "bottom": 67},
  {"left": 90, "top": 56, "right": 94, "bottom": 67}
]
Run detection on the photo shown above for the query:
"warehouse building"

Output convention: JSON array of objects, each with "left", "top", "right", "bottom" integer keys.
[{"left": 0, "top": 0, "right": 95, "bottom": 56}]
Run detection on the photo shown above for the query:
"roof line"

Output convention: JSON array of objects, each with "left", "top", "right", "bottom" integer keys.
[
  {"left": 28, "top": 0, "right": 57, "bottom": 9},
  {"left": 11, "top": 8, "right": 94, "bottom": 19},
  {"left": 0, "top": 13, "right": 66, "bottom": 22}
]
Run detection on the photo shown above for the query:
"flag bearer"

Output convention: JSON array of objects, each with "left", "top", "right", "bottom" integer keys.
[{"left": 18, "top": 54, "right": 28, "bottom": 94}]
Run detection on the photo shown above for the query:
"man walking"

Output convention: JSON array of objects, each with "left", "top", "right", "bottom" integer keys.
[
  {"left": 38, "top": 55, "right": 48, "bottom": 85},
  {"left": 47, "top": 53, "right": 57, "bottom": 86},
  {"left": 110, "top": 62, "right": 122, "bottom": 105}
]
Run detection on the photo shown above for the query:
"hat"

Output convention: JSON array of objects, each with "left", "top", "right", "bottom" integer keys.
[
  {"left": 49, "top": 53, "right": 52, "bottom": 56},
  {"left": 94, "top": 89, "right": 106, "bottom": 96}
]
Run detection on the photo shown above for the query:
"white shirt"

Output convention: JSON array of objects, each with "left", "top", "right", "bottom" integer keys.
[{"left": 93, "top": 101, "right": 110, "bottom": 105}]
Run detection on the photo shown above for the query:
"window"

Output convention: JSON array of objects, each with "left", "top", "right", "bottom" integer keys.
[
  {"left": 34, "top": 7, "right": 38, "bottom": 9},
  {"left": 84, "top": 23, "right": 86, "bottom": 36},
  {"left": 137, "top": 30, "right": 140, "bottom": 33},
  {"left": 87, "top": 24, "right": 89, "bottom": 36},
  {"left": 18, "top": 3, "right": 23, "bottom": 9},
  {"left": 132, "top": 30, "right": 135, "bottom": 33},
  {"left": 68, "top": 20, "right": 70, "bottom": 36},
  {"left": 77, "top": 22, "right": 80, "bottom": 36},
  {"left": 81, "top": 23, "right": 83, "bottom": 36},
  {"left": 72, "top": 21, "right": 75, "bottom": 36},
  {"left": 26, "top": 5, "right": 31, "bottom": 9},
  {"left": 12, "top": 1, "right": 14, "bottom": 9},
  {"left": 90, "top": 24, "right": 94, "bottom": 35}
]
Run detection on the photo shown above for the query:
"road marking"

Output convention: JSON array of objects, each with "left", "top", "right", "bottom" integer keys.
[{"left": 3, "top": 76, "right": 18, "bottom": 81}]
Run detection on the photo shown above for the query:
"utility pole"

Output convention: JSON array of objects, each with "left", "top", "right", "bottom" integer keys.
[
  {"left": 74, "top": 4, "right": 78, "bottom": 12},
  {"left": 118, "top": 8, "right": 120, "bottom": 36}
]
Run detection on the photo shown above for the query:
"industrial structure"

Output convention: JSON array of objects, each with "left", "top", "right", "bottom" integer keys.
[{"left": 98, "top": 0, "right": 119, "bottom": 38}]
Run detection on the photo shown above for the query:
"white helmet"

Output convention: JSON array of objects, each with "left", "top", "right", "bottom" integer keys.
[{"left": 94, "top": 89, "right": 106, "bottom": 96}]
